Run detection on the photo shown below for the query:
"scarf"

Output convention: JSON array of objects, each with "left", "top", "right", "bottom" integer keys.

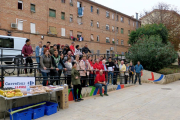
[{"left": 52, "top": 55, "right": 60, "bottom": 67}]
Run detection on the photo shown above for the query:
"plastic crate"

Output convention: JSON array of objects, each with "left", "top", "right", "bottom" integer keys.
[
  {"left": 9, "top": 109, "right": 32, "bottom": 120},
  {"left": 44, "top": 102, "right": 58, "bottom": 116},
  {"left": 32, "top": 105, "right": 45, "bottom": 119}
]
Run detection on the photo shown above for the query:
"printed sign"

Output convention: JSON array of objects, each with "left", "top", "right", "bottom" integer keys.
[{"left": 4, "top": 77, "right": 35, "bottom": 89}]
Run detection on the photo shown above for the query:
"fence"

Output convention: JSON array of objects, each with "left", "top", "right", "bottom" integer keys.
[{"left": 0, "top": 48, "right": 131, "bottom": 88}]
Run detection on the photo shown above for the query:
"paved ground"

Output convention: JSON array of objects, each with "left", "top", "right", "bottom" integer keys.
[{"left": 36, "top": 81, "right": 180, "bottom": 120}]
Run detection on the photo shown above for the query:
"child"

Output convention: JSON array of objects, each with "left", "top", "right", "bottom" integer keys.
[{"left": 71, "top": 62, "right": 84, "bottom": 102}]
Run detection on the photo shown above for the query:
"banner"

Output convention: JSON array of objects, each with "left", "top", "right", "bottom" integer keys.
[{"left": 4, "top": 77, "right": 35, "bottom": 89}]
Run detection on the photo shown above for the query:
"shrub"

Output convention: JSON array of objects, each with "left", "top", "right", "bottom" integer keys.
[
  {"left": 126, "top": 35, "right": 178, "bottom": 72},
  {"left": 128, "top": 24, "right": 168, "bottom": 45}
]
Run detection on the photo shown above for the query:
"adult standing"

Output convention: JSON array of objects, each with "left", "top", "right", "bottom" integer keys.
[
  {"left": 70, "top": 42, "right": 75, "bottom": 56},
  {"left": 79, "top": 55, "right": 91, "bottom": 87},
  {"left": 64, "top": 57, "right": 73, "bottom": 88},
  {"left": 134, "top": 61, "right": 143, "bottom": 85},
  {"left": 59, "top": 45, "right": 64, "bottom": 54},
  {"left": 94, "top": 70, "right": 108, "bottom": 97},
  {"left": 22, "top": 39, "right": 33, "bottom": 74},
  {"left": 46, "top": 41, "right": 51, "bottom": 50},
  {"left": 124, "top": 63, "right": 129, "bottom": 84},
  {"left": 71, "top": 62, "right": 84, "bottom": 102},
  {"left": 51, "top": 51, "right": 67, "bottom": 85},
  {"left": 74, "top": 45, "right": 82, "bottom": 56},
  {"left": 129, "top": 62, "right": 135, "bottom": 84},
  {"left": 63, "top": 51, "right": 74, "bottom": 63},
  {"left": 88, "top": 56, "right": 94, "bottom": 86},
  {"left": 49, "top": 44, "right": 57, "bottom": 55},
  {"left": 35, "top": 41, "right": 44, "bottom": 71},
  {"left": 106, "top": 57, "right": 115, "bottom": 85},
  {"left": 40, "top": 49, "right": 53, "bottom": 86},
  {"left": 63, "top": 44, "right": 71, "bottom": 56},
  {"left": 82, "top": 43, "right": 91, "bottom": 54},
  {"left": 114, "top": 60, "right": 119, "bottom": 85},
  {"left": 93, "top": 59, "right": 103, "bottom": 75},
  {"left": 119, "top": 61, "right": 126, "bottom": 84},
  {"left": 74, "top": 55, "right": 80, "bottom": 70}
]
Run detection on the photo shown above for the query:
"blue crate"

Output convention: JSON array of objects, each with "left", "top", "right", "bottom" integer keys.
[
  {"left": 44, "top": 102, "right": 58, "bottom": 116},
  {"left": 9, "top": 109, "right": 32, "bottom": 120},
  {"left": 22, "top": 104, "right": 34, "bottom": 119},
  {"left": 32, "top": 105, "right": 45, "bottom": 119}
]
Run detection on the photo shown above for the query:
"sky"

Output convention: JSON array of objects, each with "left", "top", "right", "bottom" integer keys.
[{"left": 93, "top": 0, "right": 180, "bottom": 18}]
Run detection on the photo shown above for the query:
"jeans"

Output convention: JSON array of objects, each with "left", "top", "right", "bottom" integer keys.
[
  {"left": 125, "top": 75, "right": 128, "bottom": 84},
  {"left": 134, "top": 73, "right": 141, "bottom": 84},
  {"left": 73, "top": 84, "right": 82, "bottom": 100},
  {"left": 25, "top": 57, "right": 33, "bottom": 74},
  {"left": 36, "top": 57, "right": 40, "bottom": 69},
  {"left": 41, "top": 72, "right": 48, "bottom": 86},
  {"left": 89, "top": 74, "right": 94, "bottom": 86},
  {"left": 81, "top": 75, "right": 87, "bottom": 87},
  {"left": 129, "top": 73, "right": 134, "bottom": 84},
  {"left": 94, "top": 83, "right": 107, "bottom": 94},
  {"left": 108, "top": 72, "right": 114, "bottom": 84}
]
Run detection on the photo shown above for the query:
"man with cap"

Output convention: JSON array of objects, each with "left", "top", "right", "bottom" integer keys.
[{"left": 50, "top": 44, "right": 57, "bottom": 55}]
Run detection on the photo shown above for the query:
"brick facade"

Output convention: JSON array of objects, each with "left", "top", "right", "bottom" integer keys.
[{"left": 0, "top": 0, "right": 140, "bottom": 54}]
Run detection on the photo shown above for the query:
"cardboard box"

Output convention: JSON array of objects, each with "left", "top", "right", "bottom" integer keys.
[{"left": 60, "top": 100, "right": 69, "bottom": 109}]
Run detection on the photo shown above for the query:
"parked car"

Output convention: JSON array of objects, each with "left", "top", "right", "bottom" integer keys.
[{"left": 0, "top": 35, "right": 27, "bottom": 65}]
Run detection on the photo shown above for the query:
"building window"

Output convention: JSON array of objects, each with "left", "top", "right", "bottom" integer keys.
[
  {"left": 97, "top": 8, "right": 99, "bottom": 14},
  {"left": 61, "top": 28, "right": 65, "bottom": 36},
  {"left": 112, "top": 26, "right": 114, "bottom": 32},
  {"left": 91, "top": 34, "right": 94, "bottom": 41},
  {"left": 112, "top": 38, "right": 115, "bottom": 44},
  {"left": 30, "top": 4, "right": 35, "bottom": 12},
  {"left": 70, "top": 14, "right": 73, "bottom": 22},
  {"left": 133, "top": 22, "right": 135, "bottom": 27},
  {"left": 117, "top": 39, "right": 119, "bottom": 45},
  {"left": 49, "top": 26, "right": 57, "bottom": 35},
  {"left": 116, "top": 27, "right": 119, "bottom": 33},
  {"left": 106, "top": 25, "right": 109, "bottom": 30},
  {"left": 106, "top": 37, "right": 110, "bottom": 43},
  {"left": 112, "top": 14, "right": 114, "bottom": 19},
  {"left": 18, "top": 0, "right": 23, "bottom": 10},
  {"left": 77, "top": 17, "right": 82, "bottom": 25},
  {"left": 77, "top": 1, "right": 82, "bottom": 7},
  {"left": 49, "top": 9, "right": 56, "bottom": 18},
  {"left": 91, "top": 6, "right": 93, "bottom": 12},
  {"left": 128, "top": 30, "right": 130, "bottom": 35},
  {"left": 97, "top": 22, "right": 99, "bottom": 28},
  {"left": 128, "top": 19, "right": 130, "bottom": 25},
  {"left": 106, "top": 11, "right": 110, "bottom": 18},
  {"left": 97, "top": 35, "right": 99, "bottom": 42},
  {"left": 121, "top": 28, "right": 124, "bottom": 34},
  {"left": 30, "top": 23, "right": 36, "bottom": 33},
  {"left": 121, "top": 40, "right": 124, "bottom": 45},
  {"left": 70, "top": 0, "right": 73, "bottom": 6},
  {"left": 70, "top": 30, "right": 73, "bottom": 36},
  {"left": 116, "top": 15, "right": 118, "bottom": 21},
  {"left": 61, "top": 0, "right": 65, "bottom": 3},
  {"left": 91, "top": 20, "right": 93, "bottom": 27},
  {"left": 121, "top": 17, "right": 124, "bottom": 22},
  {"left": 77, "top": 32, "right": 82, "bottom": 39},
  {"left": 61, "top": 12, "right": 65, "bottom": 20},
  {"left": 18, "top": 20, "right": 23, "bottom": 30}
]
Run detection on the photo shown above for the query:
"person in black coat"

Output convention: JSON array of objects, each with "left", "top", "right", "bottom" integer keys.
[
  {"left": 113, "top": 60, "right": 119, "bottom": 85},
  {"left": 62, "top": 45, "right": 71, "bottom": 56},
  {"left": 51, "top": 51, "right": 67, "bottom": 85},
  {"left": 82, "top": 43, "right": 91, "bottom": 54}
]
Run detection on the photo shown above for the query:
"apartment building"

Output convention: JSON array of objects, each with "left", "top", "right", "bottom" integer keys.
[{"left": 0, "top": 0, "right": 140, "bottom": 54}]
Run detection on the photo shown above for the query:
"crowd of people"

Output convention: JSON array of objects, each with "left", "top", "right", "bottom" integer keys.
[{"left": 22, "top": 39, "right": 144, "bottom": 99}]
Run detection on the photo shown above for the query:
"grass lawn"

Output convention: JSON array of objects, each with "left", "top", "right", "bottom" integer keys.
[{"left": 157, "top": 65, "right": 180, "bottom": 75}]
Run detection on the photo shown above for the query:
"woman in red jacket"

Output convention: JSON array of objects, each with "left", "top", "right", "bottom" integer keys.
[{"left": 93, "top": 59, "right": 104, "bottom": 75}]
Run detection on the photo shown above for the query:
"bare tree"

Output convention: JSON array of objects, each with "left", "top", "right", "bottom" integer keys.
[{"left": 140, "top": 2, "right": 180, "bottom": 50}]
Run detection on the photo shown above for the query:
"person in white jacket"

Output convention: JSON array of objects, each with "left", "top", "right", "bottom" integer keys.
[{"left": 74, "top": 45, "right": 82, "bottom": 55}]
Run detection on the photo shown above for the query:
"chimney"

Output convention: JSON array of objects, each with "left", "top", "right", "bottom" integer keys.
[{"left": 136, "top": 13, "right": 139, "bottom": 29}]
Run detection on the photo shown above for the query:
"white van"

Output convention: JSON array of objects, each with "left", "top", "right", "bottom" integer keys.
[{"left": 0, "top": 35, "right": 27, "bottom": 64}]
